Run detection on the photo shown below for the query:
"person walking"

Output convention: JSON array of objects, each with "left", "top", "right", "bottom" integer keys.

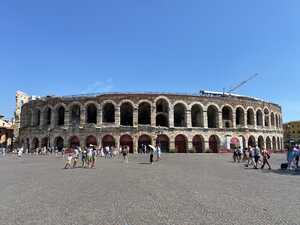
[
  {"left": 81, "top": 148, "right": 87, "bottom": 168},
  {"left": 247, "top": 147, "right": 255, "bottom": 167},
  {"left": 156, "top": 145, "right": 161, "bottom": 161},
  {"left": 91, "top": 148, "right": 96, "bottom": 168},
  {"left": 287, "top": 146, "right": 295, "bottom": 170},
  {"left": 122, "top": 146, "right": 129, "bottom": 163},
  {"left": 72, "top": 148, "right": 79, "bottom": 168},
  {"left": 261, "top": 148, "right": 271, "bottom": 170},
  {"left": 149, "top": 146, "right": 154, "bottom": 164},
  {"left": 64, "top": 153, "right": 73, "bottom": 169},
  {"left": 294, "top": 145, "right": 299, "bottom": 168},
  {"left": 253, "top": 145, "right": 261, "bottom": 169}
]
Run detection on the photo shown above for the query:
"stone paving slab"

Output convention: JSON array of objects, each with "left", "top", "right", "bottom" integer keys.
[{"left": 0, "top": 154, "right": 299, "bottom": 225}]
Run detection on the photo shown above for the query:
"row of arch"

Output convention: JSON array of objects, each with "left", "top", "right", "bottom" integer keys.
[
  {"left": 25, "top": 134, "right": 283, "bottom": 154},
  {"left": 22, "top": 99, "right": 283, "bottom": 130}
]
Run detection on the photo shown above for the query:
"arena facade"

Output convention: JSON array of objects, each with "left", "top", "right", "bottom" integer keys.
[{"left": 19, "top": 92, "right": 284, "bottom": 153}]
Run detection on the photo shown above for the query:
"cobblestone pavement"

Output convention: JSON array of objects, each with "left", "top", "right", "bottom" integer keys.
[{"left": 0, "top": 153, "right": 299, "bottom": 225}]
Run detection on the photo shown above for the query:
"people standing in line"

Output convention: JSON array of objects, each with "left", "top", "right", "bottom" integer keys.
[
  {"left": 261, "top": 148, "right": 271, "bottom": 170},
  {"left": 253, "top": 145, "right": 261, "bottom": 169}
]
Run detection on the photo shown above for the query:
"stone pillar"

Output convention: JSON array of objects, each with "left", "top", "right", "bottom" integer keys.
[
  {"left": 169, "top": 110, "right": 174, "bottom": 128},
  {"left": 133, "top": 135, "right": 138, "bottom": 154},
  {"left": 254, "top": 114, "right": 257, "bottom": 129},
  {"left": 204, "top": 139, "right": 210, "bottom": 153},
  {"left": 133, "top": 107, "right": 138, "bottom": 127},
  {"left": 65, "top": 110, "right": 70, "bottom": 127},
  {"left": 80, "top": 108, "right": 86, "bottom": 127},
  {"left": 188, "top": 140, "right": 193, "bottom": 153},
  {"left": 115, "top": 106, "right": 120, "bottom": 126},
  {"left": 244, "top": 113, "right": 248, "bottom": 128},
  {"left": 170, "top": 139, "right": 175, "bottom": 152},
  {"left": 97, "top": 108, "right": 102, "bottom": 127},
  {"left": 218, "top": 112, "right": 223, "bottom": 128},
  {"left": 203, "top": 110, "right": 208, "bottom": 128},
  {"left": 151, "top": 106, "right": 156, "bottom": 127},
  {"left": 232, "top": 113, "right": 236, "bottom": 129},
  {"left": 40, "top": 114, "right": 44, "bottom": 129},
  {"left": 186, "top": 109, "right": 192, "bottom": 128},
  {"left": 50, "top": 111, "right": 56, "bottom": 129}
]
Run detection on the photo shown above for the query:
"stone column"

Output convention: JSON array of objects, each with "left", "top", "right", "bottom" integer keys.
[
  {"left": 254, "top": 114, "right": 257, "bottom": 129},
  {"left": 169, "top": 110, "right": 174, "bottom": 128},
  {"left": 50, "top": 111, "right": 56, "bottom": 129},
  {"left": 151, "top": 106, "right": 156, "bottom": 127},
  {"left": 204, "top": 139, "right": 210, "bottom": 153},
  {"left": 244, "top": 113, "right": 248, "bottom": 128},
  {"left": 218, "top": 112, "right": 223, "bottom": 128},
  {"left": 97, "top": 107, "right": 102, "bottom": 127},
  {"left": 133, "top": 107, "right": 138, "bottom": 127},
  {"left": 80, "top": 108, "right": 86, "bottom": 127},
  {"left": 188, "top": 139, "right": 193, "bottom": 153},
  {"left": 115, "top": 106, "right": 120, "bottom": 126},
  {"left": 65, "top": 110, "right": 70, "bottom": 127},
  {"left": 203, "top": 110, "right": 208, "bottom": 128},
  {"left": 232, "top": 113, "right": 236, "bottom": 129},
  {"left": 186, "top": 109, "right": 192, "bottom": 128},
  {"left": 40, "top": 114, "right": 44, "bottom": 129},
  {"left": 170, "top": 139, "right": 175, "bottom": 152},
  {"left": 133, "top": 135, "right": 138, "bottom": 154}
]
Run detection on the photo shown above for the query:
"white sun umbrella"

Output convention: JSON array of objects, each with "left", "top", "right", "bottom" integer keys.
[{"left": 148, "top": 145, "right": 156, "bottom": 151}]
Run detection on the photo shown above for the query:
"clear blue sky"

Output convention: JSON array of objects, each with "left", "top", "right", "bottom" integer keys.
[{"left": 1, "top": 0, "right": 299, "bottom": 122}]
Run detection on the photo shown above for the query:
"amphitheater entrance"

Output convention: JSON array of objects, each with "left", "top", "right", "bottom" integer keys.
[
  {"left": 102, "top": 103, "right": 115, "bottom": 123},
  {"left": 156, "top": 134, "right": 169, "bottom": 153},
  {"left": 192, "top": 135, "right": 204, "bottom": 153},
  {"left": 69, "top": 136, "right": 80, "bottom": 148},
  {"left": 102, "top": 135, "right": 115, "bottom": 148},
  {"left": 207, "top": 105, "right": 219, "bottom": 128},
  {"left": 209, "top": 135, "right": 220, "bottom": 153},
  {"left": 175, "top": 134, "right": 187, "bottom": 153},
  {"left": 120, "top": 103, "right": 133, "bottom": 126},
  {"left": 86, "top": 135, "right": 97, "bottom": 147},
  {"left": 55, "top": 137, "right": 64, "bottom": 151},
  {"left": 138, "top": 135, "right": 152, "bottom": 153},
  {"left": 120, "top": 135, "right": 134, "bottom": 153}
]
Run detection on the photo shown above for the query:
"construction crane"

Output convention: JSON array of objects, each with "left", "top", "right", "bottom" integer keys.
[{"left": 227, "top": 73, "right": 259, "bottom": 94}]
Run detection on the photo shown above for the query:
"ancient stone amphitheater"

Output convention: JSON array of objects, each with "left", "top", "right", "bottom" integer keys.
[{"left": 19, "top": 92, "right": 283, "bottom": 153}]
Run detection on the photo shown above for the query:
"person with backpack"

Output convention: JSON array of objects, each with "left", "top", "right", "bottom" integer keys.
[
  {"left": 261, "top": 148, "right": 271, "bottom": 170},
  {"left": 253, "top": 145, "right": 261, "bottom": 169}
]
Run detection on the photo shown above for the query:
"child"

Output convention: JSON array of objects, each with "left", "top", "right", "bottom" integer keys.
[{"left": 64, "top": 154, "right": 73, "bottom": 169}]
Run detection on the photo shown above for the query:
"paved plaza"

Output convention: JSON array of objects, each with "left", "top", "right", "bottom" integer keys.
[{"left": 0, "top": 153, "right": 299, "bottom": 225}]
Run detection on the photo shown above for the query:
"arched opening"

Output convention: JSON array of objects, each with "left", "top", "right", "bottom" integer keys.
[
  {"left": 120, "top": 102, "right": 133, "bottom": 126},
  {"left": 43, "top": 108, "right": 52, "bottom": 126},
  {"left": 41, "top": 137, "right": 49, "bottom": 148},
  {"left": 209, "top": 135, "right": 220, "bottom": 153},
  {"left": 256, "top": 110, "right": 263, "bottom": 126},
  {"left": 277, "top": 137, "right": 280, "bottom": 150},
  {"left": 271, "top": 112, "right": 275, "bottom": 127},
  {"left": 156, "top": 99, "right": 169, "bottom": 127},
  {"left": 138, "top": 102, "right": 151, "bottom": 125},
  {"left": 207, "top": 105, "right": 219, "bottom": 128},
  {"left": 175, "top": 134, "right": 187, "bottom": 153},
  {"left": 32, "top": 138, "right": 39, "bottom": 150},
  {"left": 236, "top": 107, "right": 245, "bottom": 127},
  {"left": 247, "top": 109, "right": 255, "bottom": 126},
  {"left": 27, "top": 110, "right": 32, "bottom": 127},
  {"left": 138, "top": 135, "right": 152, "bottom": 153},
  {"left": 85, "top": 135, "right": 97, "bottom": 147},
  {"left": 102, "top": 135, "right": 115, "bottom": 148},
  {"left": 191, "top": 104, "right": 203, "bottom": 127},
  {"left": 266, "top": 137, "right": 272, "bottom": 150},
  {"left": 192, "top": 135, "right": 204, "bottom": 153},
  {"left": 86, "top": 104, "right": 97, "bottom": 124},
  {"left": 69, "top": 136, "right": 80, "bottom": 148},
  {"left": 174, "top": 103, "right": 187, "bottom": 127},
  {"left": 33, "top": 109, "right": 41, "bottom": 127},
  {"left": 55, "top": 137, "right": 64, "bottom": 151},
  {"left": 57, "top": 106, "right": 65, "bottom": 126},
  {"left": 258, "top": 136, "right": 264, "bottom": 149},
  {"left": 70, "top": 105, "right": 81, "bottom": 125},
  {"left": 120, "top": 135, "right": 134, "bottom": 153},
  {"left": 275, "top": 115, "right": 279, "bottom": 128},
  {"left": 248, "top": 136, "right": 256, "bottom": 148},
  {"left": 264, "top": 109, "right": 270, "bottom": 127},
  {"left": 272, "top": 137, "right": 277, "bottom": 151},
  {"left": 102, "top": 103, "right": 115, "bottom": 123},
  {"left": 222, "top": 106, "right": 233, "bottom": 128},
  {"left": 156, "top": 134, "right": 170, "bottom": 153}
]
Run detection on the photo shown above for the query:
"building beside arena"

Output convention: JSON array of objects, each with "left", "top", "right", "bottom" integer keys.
[{"left": 18, "top": 92, "right": 284, "bottom": 153}]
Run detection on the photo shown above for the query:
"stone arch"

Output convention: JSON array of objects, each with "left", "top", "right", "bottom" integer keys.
[
  {"left": 256, "top": 109, "right": 263, "bottom": 126},
  {"left": 275, "top": 114, "right": 279, "bottom": 128},
  {"left": 56, "top": 105, "right": 65, "bottom": 126},
  {"left": 54, "top": 136, "right": 64, "bottom": 151},
  {"left": 102, "top": 101, "right": 115, "bottom": 123},
  {"left": 271, "top": 112, "right": 275, "bottom": 127},
  {"left": 209, "top": 135, "right": 220, "bottom": 153},
  {"left": 258, "top": 136, "right": 264, "bottom": 149},
  {"left": 69, "top": 103, "right": 81, "bottom": 125},
  {"left": 235, "top": 106, "right": 245, "bottom": 127},
  {"left": 264, "top": 108, "right": 270, "bottom": 127},
  {"left": 102, "top": 135, "right": 115, "bottom": 148},
  {"left": 156, "top": 134, "right": 170, "bottom": 153},
  {"left": 247, "top": 108, "right": 255, "bottom": 126},
  {"left": 192, "top": 135, "right": 204, "bottom": 153},
  {"left": 42, "top": 106, "right": 52, "bottom": 126},
  {"left": 69, "top": 136, "right": 80, "bottom": 148},
  {"left": 120, "top": 134, "right": 134, "bottom": 153},
  {"left": 41, "top": 137, "right": 49, "bottom": 148},
  {"left": 207, "top": 105, "right": 219, "bottom": 128},
  {"left": 120, "top": 102, "right": 134, "bottom": 126},
  {"left": 248, "top": 135, "right": 256, "bottom": 148},
  {"left": 86, "top": 103, "right": 97, "bottom": 124},
  {"left": 138, "top": 134, "right": 152, "bottom": 153},
  {"left": 266, "top": 136, "right": 272, "bottom": 150},
  {"left": 31, "top": 137, "right": 39, "bottom": 150},
  {"left": 33, "top": 108, "right": 41, "bottom": 127},
  {"left": 156, "top": 98, "right": 169, "bottom": 127},
  {"left": 27, "top": 109, "right": 32, "bottom": 127},
  {"left": 175, "top": 134, "right": 188, "bottom": 153},
  {"left": 191, "top": 103, "right": 204, "bottom": 127},
  {"left": 138, "top": 101, "right": 151, "bottom": 125},
  {"left": 174, "top": 103, "right": 187, "bottom": 127},
  {"left": 85, "top": 135, "right": 98, "bottom": 147},
  {"left": 222, "top": 105, "right": 233, "bottom": 128}
]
